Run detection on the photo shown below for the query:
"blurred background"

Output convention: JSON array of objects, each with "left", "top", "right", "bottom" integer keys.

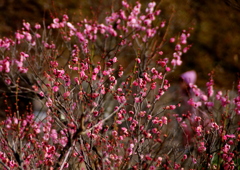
[{"left": 0, "top": 0, "right": 239, "bottom": 89}]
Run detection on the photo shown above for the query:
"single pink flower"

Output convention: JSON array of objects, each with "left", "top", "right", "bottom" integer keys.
[{"left": 181, "top": 70, "right": 197, "bottom": 85}]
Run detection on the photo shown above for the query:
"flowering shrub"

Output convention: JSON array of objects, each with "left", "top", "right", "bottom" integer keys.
[{"left": 0, "top": 1, "right": 239, "bottom": 169}]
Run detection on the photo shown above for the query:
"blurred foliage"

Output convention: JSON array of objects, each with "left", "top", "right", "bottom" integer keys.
[{"left": 0, "top": 0, "right": 239, "bottom": 88}]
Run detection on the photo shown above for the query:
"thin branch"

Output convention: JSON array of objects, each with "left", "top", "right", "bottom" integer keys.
[
  {"left": 59, "top": 141, "right": 74, "bottom": 170},
  {"left": 0, "top": 160, "right": 10, "bottom": 170},
  {"left": 81, "top": 102, "right": 126, "bottom": 135}
]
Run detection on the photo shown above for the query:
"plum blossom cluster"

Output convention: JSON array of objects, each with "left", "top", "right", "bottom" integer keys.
[
  {"left": 0, "top": 37, "right": 15, "bottom": 51},
  {"left": 0, "top": 52, "right": 29, "bottom": 74},
  {"left": 0, "top": 115, "right": 70, "bottom": 169},
  {"left": 0, "top": 1, "right": 239, "bottom": 170},
  {"left": 174, "top": 73, "right": 240, "bottom": 169}
]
